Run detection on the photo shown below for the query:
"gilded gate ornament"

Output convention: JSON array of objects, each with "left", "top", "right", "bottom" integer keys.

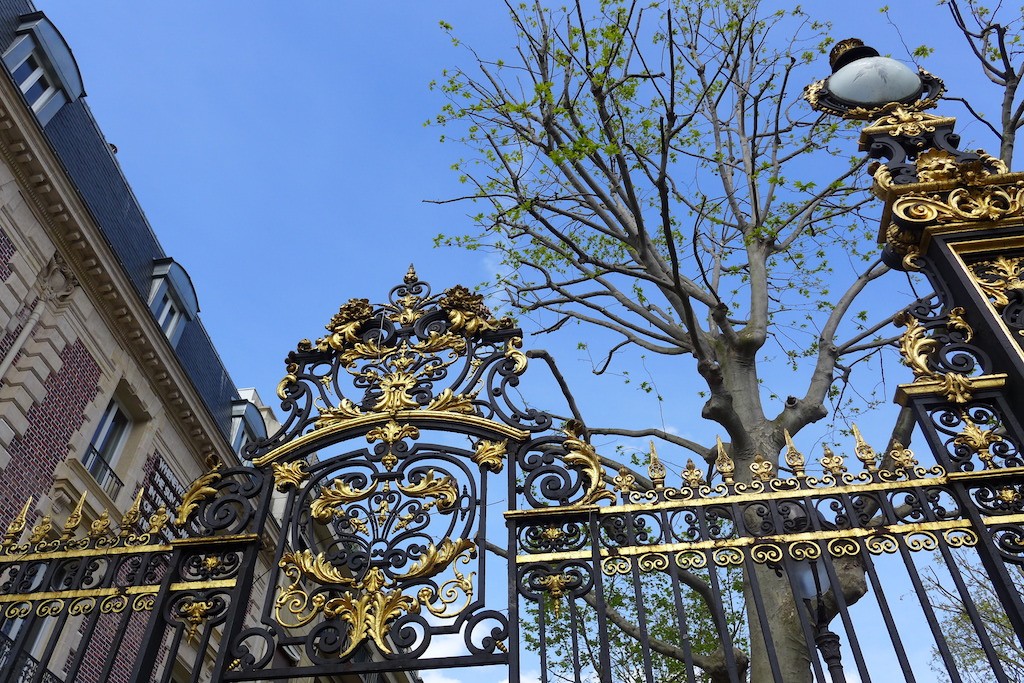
[{"left": 970, "top": 256, "right": 1024, "bottom": 311}]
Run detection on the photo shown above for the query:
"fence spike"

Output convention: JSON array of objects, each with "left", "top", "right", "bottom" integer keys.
[
  {"left": 821, "top": 444, "right": 847, "bottom": 477},
  {"left": 715, "top": 437, "right": 735, "bottom": 485},
  {"left": 89, "top": 510, "right": 112, "bottom": 539},
  {"left": 852, "top": 424, "right": 878, "bottom": 471},
  {"left": 682, "top": 458, "right": 705, "bottom": 489},
  {"left": 62, "top": 490, "right": 88, "bottom": 540},
  {"left": 647, "top": 440, "right": 666, "bottom": 489},
  {"left": 750, "top": 453, "right": 774, "bottom": 482},
  {"left": 120, "top": 487, "right": 145, "bottom": 536},
  {"left": 783, "top": 429, "right": 806, "bottom": 477},
  {"left": 2, "top": 496, "right": 33, "bottom": 546},
  {"left": 28, "top": 515, "right": 52, "bottom": 545}
]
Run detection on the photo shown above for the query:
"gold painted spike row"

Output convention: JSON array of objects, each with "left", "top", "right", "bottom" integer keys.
[{"left": 2, "top": 488, "right": 171, "bottom": 550}]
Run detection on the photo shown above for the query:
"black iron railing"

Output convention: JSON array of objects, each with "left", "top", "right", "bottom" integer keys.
[
  {"left": 82, "top": 446, "right": 123, "bottom": 499},
  {"left": 0, "top": 629, "right": 64, "bottom": 683}
]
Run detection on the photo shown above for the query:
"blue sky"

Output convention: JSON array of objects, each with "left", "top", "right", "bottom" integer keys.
[{"left": 31, "top": 3, "right": 1014, "bottom": 679}]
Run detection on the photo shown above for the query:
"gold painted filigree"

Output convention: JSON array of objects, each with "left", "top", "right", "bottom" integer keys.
[
  {"left": 273, "top": 461, "right": 310, "bottom": 492},
  {"left": 28, "top": 516, "right": 52, "bottom": 545},
  {"left": 749, "top": 453, "right": 773, "bottom": 482},
  {"left": 561, "top": 423, "right": 615, "bottom": 506},
  {"left": 505, "top": 336, "right": 528, "bottom": 374},
  {"left": 783, "top": 430, "right": 806, "bottom": 478},
  {"left": 887, "top": 440, "right": 918, "bottom": 470},
  {"left": 398, "top": 470, "right": 459, "bottom": 513},
  {"left": 895, "top": 314, "right": 974, "bottom": 403},
  {"left": 820, "top": 445, "right": 847, "bottom": 477},
  {"left": 681, "top": 459, "right": 705, "bottom": 488},
  {"left": 969, "top": 255, "right": 1024, "bottom": 311},
  {"left": 892, "top": 183, "right": 1024, "bottom": 226},
  {"left": 314, "top": 398, "right": 363, "bottom": 427},
  {"left": 366, "top": 420, "right": 420, "bottom": 471},
  {"left": 438, "top": 285, "right": 513, "bottom": 336},
  {"left": 176, "top": 466, "right": 221, "bottom": 526},
  {"left": 954, "top": 414, "right": 1004, "bottom": 469},
  {"left": 426, "top": 388, "right": 478, "bottom": 414},
  {"left": 178, "top": 599, "right": 214, "bottom": 645},
  {"left": 884, "top": 223, "right": 923, "bottom": 271},
  {"left": 472, "top": 439, "right": 507, "bottom": 473}
]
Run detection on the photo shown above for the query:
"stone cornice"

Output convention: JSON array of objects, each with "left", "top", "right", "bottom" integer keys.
[{"left": 0, "top": 74, "right": 235, "bottom": 469}]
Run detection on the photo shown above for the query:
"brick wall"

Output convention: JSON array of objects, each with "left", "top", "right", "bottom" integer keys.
[
  {"left": 0, "top": 227, "right": 14, "bottom": 282},
  {"left": 0, "top": 338, "right": 100, "bottom": 526}
]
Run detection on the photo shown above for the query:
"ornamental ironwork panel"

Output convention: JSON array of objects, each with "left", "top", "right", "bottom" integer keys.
[{"left": 0, "top": 267, "right": 1022, "bottom": 683}]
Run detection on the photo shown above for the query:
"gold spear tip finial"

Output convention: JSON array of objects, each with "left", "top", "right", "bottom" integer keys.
[
  {"left": 647, "top": 440, "right": 666, "bottom": 489},
  {"left": 715, "top": 436, "right": 735, "bottom": 483},
  {"left": 405, "top": 264, "right": 418, "bottom": 284}
]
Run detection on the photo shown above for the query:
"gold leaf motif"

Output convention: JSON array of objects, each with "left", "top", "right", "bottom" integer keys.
[
  {"left": 887, "top": 440, "right": 918, "bottom": 470},
  {"left": 954, "top": 414, "right": 1004, "bottom": 469},
  {"left": 561, "top": 423, "right": 615, "bottom": 505},
  {"left": 505, "top": 336, "right": 528, "bottom": 374},
  {"left": 366, "top": 420, "right": 420, "bottom": 471},
  {"left": 895, "top": 314, "right": 974, "bottom": 404},
  {"left": 28, "top": 516, "right": 52, "bottom": 545},
  {"left": 438, "top": 285, "right": 513, "bottom": 336},
  {"left": 89, "top": 510, "right": 111, "bottom": 539},
  {"left": 395, "top": 538, "right": 475, "bottom": 582},
  {"left": 272, "top": 461, "right": 310, "bottom": 492},
  {"left": 426, "top": 388, "right": 477, "bottom": 414},
  {"left": 614, "top": 466, "right": 637, "bottom": 493},
  {"left": 310, "top": 478, "right": 379, "bottom": 523},
  {"left": 281, "top": 549, "right": 356, "bottom": 586},
  {"left": 176, "top": 466, "right": 222, "bottom": 526},
  {"left": 315, "top": 398, "right": 363, "bottom": 427},
  {"left": 947, "top": 307, "right": 974, "bottom": 342},
  {"left": 970, "top": 255, "right": 1024, "bottom": 311},
  {"left": 820, "top": 445, "right": 847, "bottom": 477},
  {"left": 472, "top": 439, "right": 507, "bottom": 473},
  {"left": 681, "top": 459, "right": 705, "bottom": 488},
  {"left": 323, "top": 589, "right": 419, "bottom": 658},
  {"left": 177, "top": 599, "right": 214, "bottom": 645},
  {"left": 893, "top": 183, "right": 1024, "bottom": 227},
  {"left": 398, "top": 470, "right": 459, "bottom": 512},
  {"left": 373, "top": 372, "right": 420, "bottom": 412}
]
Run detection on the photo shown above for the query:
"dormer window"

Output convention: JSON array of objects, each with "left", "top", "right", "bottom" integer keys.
[
  {"left": 230, "top": 398, "right": 267, "bottom": 462},
  {"left": 148, "top": 258, "right": 199, "bottom": 347},
  {"left": 2, "top": 13, "right": 85, "bottom": 126}
]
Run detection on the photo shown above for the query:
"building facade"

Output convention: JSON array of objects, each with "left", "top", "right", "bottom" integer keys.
[{"left": 0, "top": 3, "right": 267, "bottom": 680}]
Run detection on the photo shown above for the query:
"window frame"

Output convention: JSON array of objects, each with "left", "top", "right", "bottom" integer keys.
[{"left": 82, "top": 398, "right": 131, "bottom": 499}]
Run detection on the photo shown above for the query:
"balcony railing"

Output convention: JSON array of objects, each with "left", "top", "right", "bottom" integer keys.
[
  {"left": 0, "top": 629, "right": 64, "bottom": 683},
  {"left": 82, "top": 446, "right": 124, "bottom": 500}
]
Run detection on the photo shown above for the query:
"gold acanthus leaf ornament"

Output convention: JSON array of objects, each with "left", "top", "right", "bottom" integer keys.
[
  {"left": 280, "top": 549, "right": 356, "bottom": 586},
  {"left": 505, "top": 336, "right": 528, "bottom": 374},
  {"left": 970, "top": 255, "right": 1024, "bottom": 311},
  {"left": 395, "top": 538, "right": 476, "bottom": 582},
  {"left": 438, "top": 285, "right": 513, "bottom": 336},
  {"left": 892, "top": 183, "right": 1024, "bottom": 227},
  {"left": 272, "top": 461, "right": 310, "bottom": 492},
  {"left": 320, "top": 298, "right": 375, "bottom": 350},
  {"left": 472, "top": 439, "right": 508, "bottom": 473},
  {"left": 324, "top": 590, "right": 419, "bottom": 658},
  {"left": 954, "top": 414, "right": 1005, "bottom": 469},
  {"left": 426, "top": 388, "right": 477, "bottom": 414},
  {"left": 373, "top": 372, "right": 420, "bottom": 413},
  {"left": 895, "top": 313, "right": 975, "bottom": 403},
  {"left": 561, "top": 423, "right": 616, "bottom": 505},
  {"left": 397, "top": 470, "right": 459, "bottom": 512},
  {"left": 176, "top": 466, "right": 222, "bottom": 526},
  {"left": 310, "top": 479, "right": 379, "bottom": 523},
  {"left": 314, "top": 398, "right": 363, "bottom": 428}
]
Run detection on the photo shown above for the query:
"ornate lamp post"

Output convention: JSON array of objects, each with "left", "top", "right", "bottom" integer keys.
[{"left": 805, "top": 37, "right": 1024, "bottom": 650}]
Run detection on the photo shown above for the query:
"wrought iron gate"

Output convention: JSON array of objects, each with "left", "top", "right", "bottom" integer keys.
[{"left": 1, "top": 260, "right": 1023, "bottom": 682}]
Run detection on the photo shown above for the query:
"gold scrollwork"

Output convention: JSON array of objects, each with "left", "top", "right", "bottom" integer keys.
[
  {"left": 904, "top": 532, "right": 939, "bottom": 552},
  {"left": 505, "top": 336, "right": 528, "bottom": 374},
  {"left": 561, "top": 424, "right": 615, "bottom": 506},
  {"left": 637, "top": 553, "right": 669, "bottom": 573},
  {"left": 472, "top": 439, "right": 507, "bottom": 474},
  {"left": 970, "top": 255, "right": 1024, "bottom": 311},
  {"left": 788, "top": 541, "right": 821, "bottom": 562},
  {"left": 176, "top": 466, "right": 222, "bottom": 526},
  {"left": 865, "top": 534, "right": 899, "bottom": 555},
  {"left": 892, "top": 182, "right": 1024, "bottom": 227},
  {"left": 366, "top": 420, "right": 420, "bottom": 471},
  {"left": 675, "top": 551, "right": 708, "bottom": 570},
  {"left": 953, "top": 414, "right": 1004, "bottom": 469},
  {"left": 895, "top": 313, "right": 974, "bottom": 403},
  {"left": 751, "top": 544, "right": 784, "bottom": 564},
  {"left": 827, "top": 537, "right": 861, "bottom": 557},
  {"left": 713, "top": 547, "right": 744, "bottom": 567},
  {"left": 944, "top": 528, "right": 980, "bottom": 548},
  {"left": 602, "top": 557, "right": 632, "bottom": 575},
  {"left": 273, "top": 461, "right": 310, "bottom": 492}
]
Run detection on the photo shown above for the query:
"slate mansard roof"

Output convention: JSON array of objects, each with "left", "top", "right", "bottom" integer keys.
[{"left": 0, "top": 1, "right": 241, "bottom": 440}]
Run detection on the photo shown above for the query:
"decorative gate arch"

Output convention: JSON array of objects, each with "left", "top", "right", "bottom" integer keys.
[{"left": 1, "top": 264, "right": 1023, "bottom": 683}]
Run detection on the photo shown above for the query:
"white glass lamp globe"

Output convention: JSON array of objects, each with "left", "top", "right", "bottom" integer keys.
[{"left": 828, "top": 56, "right": 922, "bottom": 106}]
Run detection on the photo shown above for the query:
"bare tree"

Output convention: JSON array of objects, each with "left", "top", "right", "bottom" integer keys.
[
  {"left": 943, "top": 0, "right": 1024, "bottom": 166},
  {"left": 432, "top": 0, "right": 900, "bottom": 679}
]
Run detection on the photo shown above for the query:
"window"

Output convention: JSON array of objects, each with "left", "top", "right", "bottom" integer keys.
[
  {"left": 2, "top": 13, "right": 84, "bottom": 126},
  {"left": 83, "top": 399, "right": 130, "bottom": 499},
  {"left": 231, "top": 397, "right": 267, "bottom": 462},
  {"left": 148, "top": 259, "right": 199, "bottom": 346}
]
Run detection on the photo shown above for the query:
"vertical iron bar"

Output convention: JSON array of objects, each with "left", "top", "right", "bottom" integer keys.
[
  {"left": 588, "top": 513, "right": 614, "bottom": 683},
  {"left": 623, "top": 511, "right": 657, "bottom": 683},
  {"left": 660, "top": 508, "right": 697, "bottom": 683},
  {"left": 779, "top": 554, "right": 828, "bottom": 682},
  {"left": 505, "top": 477, "right": 519, "bottom": 683},
  {"left": 857, "top": 546, "right": 916, "bottom": 682},
  {"left": 537, "top": 569, "right": 549, "bottom": 683},
  {"left": 566, "top": 591, "right": 584, "bottom": 683},
  {"left": 742, "top": 553, "right": 785, "bottom": 683}
]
